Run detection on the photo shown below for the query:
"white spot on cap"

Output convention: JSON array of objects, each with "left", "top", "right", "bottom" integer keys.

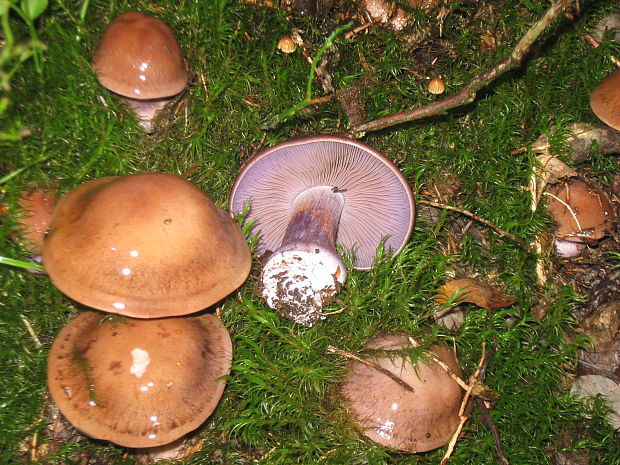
[
  {"left": 130, "top": 250, "right": 139, "bottom": 257},
  {"left": 130, "top": 348, "right": 150, "bottom": 378},
  {"left": 121, "top": 267, "right": 131, "bottom": 276},
  {"left": 113, "top": 302, "right": 126, "bottom": 310},
  {"left": 133, "top": 88, "right": 141, "bottom": 96}
]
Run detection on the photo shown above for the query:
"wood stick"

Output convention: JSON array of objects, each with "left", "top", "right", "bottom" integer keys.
[
  {"left": 326, "top": 345, "right": 415, "bottom": 392},
  {"left": 419, "top": 199, "right": 531, "bottom": 250},
  {"left": 350, "top": 0, "right": 573, "bottom": 135}
]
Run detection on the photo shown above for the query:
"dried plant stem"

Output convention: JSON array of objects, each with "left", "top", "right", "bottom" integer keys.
[
  {"left": 350, "top": 0, "right": 573, "bottom": 135},
  {"left": 419, "top": 199, "right": 530, "bottom": 250},
  {"left": 326, "top": 345, "right": 415, "bottom": 392}
]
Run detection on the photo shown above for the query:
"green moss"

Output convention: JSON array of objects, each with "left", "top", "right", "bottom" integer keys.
[{"left": 1, "top": 0, "right": 619, "bottom": 463}]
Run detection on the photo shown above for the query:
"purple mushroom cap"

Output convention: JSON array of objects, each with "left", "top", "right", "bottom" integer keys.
[{"left": 229, "top": 135, "right": 415, "bottom": 270}]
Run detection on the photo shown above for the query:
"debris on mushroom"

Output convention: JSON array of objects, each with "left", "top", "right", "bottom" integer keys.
[
  {"left": 340, "top": 334, "right": 464, "bottom": 452},
  {"left": 277, "top": 36, "right": 297, "bottom": 54},
  {"left": 43, "top": 173, "right": 251, "bottom": 318},
  {"left": 427, "top": 77, "right": 445, "bottom": 95},
  {"left": 47, "top": 311, "right": 232, "bottom": 449},
  {"left": 229, "top": 136, "right": 415, "bottom": 326},
  {"left": 92, "top": 12, "right": 189, "bottom": 132},
  {"left": 546, "top": 179, "right": 615, "bottom": 258}
]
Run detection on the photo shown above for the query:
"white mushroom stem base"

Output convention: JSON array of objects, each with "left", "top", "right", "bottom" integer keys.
[
  {"left": 123, "top": 96, "right": 175, "bottom": 133},
  {"left": 261, "top": 186, "right": 347, "bottom": 327}
]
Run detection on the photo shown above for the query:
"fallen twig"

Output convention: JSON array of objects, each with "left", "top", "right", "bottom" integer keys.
[
  {"left": 326, "top": 345, "right": 415, "bottom": 392},
  {"left": 350, "top": 0, "right": 572, "bottom": 135},
  {"left": 419, "top": 199, "right": 531, "bottom": 251}
]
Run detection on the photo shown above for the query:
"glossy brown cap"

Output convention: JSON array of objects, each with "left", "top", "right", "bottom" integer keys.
[
  {"left": 547, "top": 179, "right": 615, "bottom": 242},
  {"left": 47, "top": 311, "right": 232, "bottom": 448},
  {"left": 590, "top": 68, "right": 620, "bottom": 130},
  {"left": 229, "top": 136, "right": 415, "bottom": 270},
  {"left": 15, "top": 188, "right": 57, "bottom": 254},
  {"left": 43, "top": 173, "right": 251, "bottom": 318},
  {"left": 340, "top": 334, "right": 463, "bottom": 453},
  {"left": 92, "top": 12, "right": 188, "bottom": 99}
]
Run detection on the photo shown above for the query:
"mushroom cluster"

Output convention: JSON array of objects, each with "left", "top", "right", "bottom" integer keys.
[
  {"left": 230, "top": 135, "right": 415, "bottom": 326},
  {"left": 92, "top": 11, "right": 189, "bottom": 132},
  {"left": 42, "top": 173, "right": 251, "bottom": 457}
]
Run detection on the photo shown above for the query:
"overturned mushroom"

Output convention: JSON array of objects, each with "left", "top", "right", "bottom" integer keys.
[
  {"left": 340, "top": 334, "right": 464, "bottom": 452},
  {"left": 547, "top": 179, "right": 615, "bottom": 257},
  {"left": 92, "top": 12, "right": 189, "bottom": 132},
  {"left": 47, "top": 311, "right": 232, "bottom": 449},
  {"left": 43, "top": 173, "right": 251, "bottom": 318},
  {"left": 229, "top": 136, "right": 415, "bottom": 326}
]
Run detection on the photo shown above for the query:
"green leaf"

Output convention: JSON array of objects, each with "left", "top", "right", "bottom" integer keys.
[{"left": 20, "top": 0, "right": 47, "bottom": 21}]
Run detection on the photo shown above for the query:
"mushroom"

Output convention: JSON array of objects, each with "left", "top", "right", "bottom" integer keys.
[
  {"left": 590, "top": 68, "right": 620, "bottom": 131},
  {"left": 15, "top": 187, "right": 57, "bottom": 255},
  {"left": 547, "top": 179, "right": 615, "bottom": 257},
  {"left": 340, "top": 334, "right": 464, "bottom": 453},
  {"left": 92, "top": 11, "right": 189, "bottom": 132},
  {"left": 277, "top": 36, "right": 297, "bottom": 54},
  {"left": 43, "top": 173, "right": 251, "bottom": 318},
  {"left": 427, "top": 77, "right": 445, "bottom": 95},
  {"left": 229, "top": 136, "right": 415, "bottom": 326},
  {"left": 47, "top": 311, "right": 232, "bottom": 449}
]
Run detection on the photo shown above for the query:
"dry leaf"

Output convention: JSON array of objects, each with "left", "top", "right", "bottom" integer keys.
[
  {"left": 530, "top": 154, "right": 578, "bottom": 210},
  {"left": 434, "top": 278, "right": 516, "bottom": 309}
]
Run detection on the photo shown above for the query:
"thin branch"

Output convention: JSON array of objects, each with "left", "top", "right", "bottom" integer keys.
[
  {"left": 350, "top": 0, "right": 572, "bottom": 135},
  {"left": 476, "top": 398, "right": 510, "bottom": 465},
  {"left": 419, "top": 199, "right": 531, "bottom": 251},
  {"left": 326, "top": 345, "right": 415, "bottom": 392}
]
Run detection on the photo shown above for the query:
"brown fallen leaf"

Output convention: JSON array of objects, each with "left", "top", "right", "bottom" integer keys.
[
  {"left": 577, "top": 338, "right": 620, "bottom": 383},
  {"left": 435, "top": 278, "right": 516, "bottom": 310}
]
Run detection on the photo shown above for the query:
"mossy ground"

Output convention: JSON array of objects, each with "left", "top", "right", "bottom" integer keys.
[{"left": 1, "top": 0, "right": 619, "bottom": 464}]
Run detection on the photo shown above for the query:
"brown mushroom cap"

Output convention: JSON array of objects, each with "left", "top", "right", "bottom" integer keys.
[
  {"left": 42, "top": 173, "right": 251, "bottom": 318},
  {"left": 15, "top": 188, "right": 57, "bottom": 254},
  {"left": 547, "top": 179, "right": 615, "bottom": 243},
  {"left": 340, "top": 334, "right": 463, "bottom": 453},
  {"left": 92, "top": 11, "right": 188, "bottom": 100},
  {"left": 229, "top": 136, "right": 415, "bottom": 270},
  {"left": 47, "top": 311, "right": 232, "bottom": 448},
  {"left": 590, "top": 68, "right": 620, "bottom": 130}
]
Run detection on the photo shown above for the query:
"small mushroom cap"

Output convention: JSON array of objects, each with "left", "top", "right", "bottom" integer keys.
[
  {"left": 43, "top": 173, "right": 251, "bottom": 318},
  {"left": 15, "top": 187, "right": 57, "bottom": 254},
  {"left": 47, "top": 311, "right": 232, "bottom": 448},
  {"left": 590, "top": 68, "right": 620, "bottom": 130},
  {"left": 427, "top": 77, "right": 445, "bottom": 95},
  {"left": 340, "top": 334, "right": 463, "bottom": 453},
  {"left": 277, "top": 36, "right": 297, "bottom": 54},
  {"left": 547, "top": 179, "right": 615, "bottom": 243},
  {"left": 229, "top": 136, "right": 415, "bottom": 270},
  {"left": 92, "top": 11, "right": 188, "bottom": 100}
]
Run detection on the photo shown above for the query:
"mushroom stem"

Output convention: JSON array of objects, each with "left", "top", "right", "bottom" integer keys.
[
  {"left": 261, "top": 186, "right": 347, "bottom": 326},
  {"left": 123, "top": 96, "right": 174, "bottom": 133},
  {"left": 281, "top": 185, "right": 343, "bottom": 251}
]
